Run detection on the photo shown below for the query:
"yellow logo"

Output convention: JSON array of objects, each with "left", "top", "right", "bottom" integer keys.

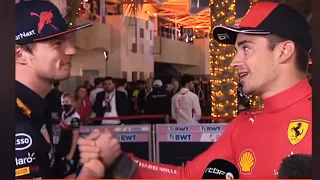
[
  {"left": 287, "top": 119, "right": 309, "bottom": 145},
  {"left": 239, "top": 149, "right": 256, "bottom": 175},
  {"left": 15, "top": 167, "right": 30, "bottom": 177},
  {"left": 16, "top": 98, "right": 31, "bottom": 117}
]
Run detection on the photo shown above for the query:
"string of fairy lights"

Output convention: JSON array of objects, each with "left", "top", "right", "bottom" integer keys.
[
  {"left": 247, "top": 0, "right": 264, "bottom": 109},
  {"left": 209, "top": 0, "right": 264, "bottom": 118},
  {"left": 209, "top": 0, "right": 237, "bottom": 118}
]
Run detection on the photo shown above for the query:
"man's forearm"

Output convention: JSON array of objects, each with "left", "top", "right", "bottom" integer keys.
[{"left": 77, "top": 166, "right": 102, "bottom": 179}]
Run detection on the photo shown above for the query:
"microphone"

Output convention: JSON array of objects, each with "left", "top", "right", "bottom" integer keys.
[
  {"left": 202, "top": 159, "right": 239, "bottom": 179},
  {"left": 278, "top": 154, "right": 311, "bottom": 179}
]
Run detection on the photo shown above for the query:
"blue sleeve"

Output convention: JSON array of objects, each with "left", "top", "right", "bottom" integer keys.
[{"left": 15, "top": 121, "right": 52, "bottom": 179}]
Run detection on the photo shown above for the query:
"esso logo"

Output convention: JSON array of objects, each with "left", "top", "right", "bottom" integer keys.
[{"left": 15, "top": 133, "right": 32, "bottom": 151}]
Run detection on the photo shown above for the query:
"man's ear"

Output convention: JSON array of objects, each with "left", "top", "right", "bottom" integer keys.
[
  {"left": 276, "top": 40, "right": 295, "bottom": 64},
  {"left": 15, "top": 45, "right": 29, "bottom": 65}
]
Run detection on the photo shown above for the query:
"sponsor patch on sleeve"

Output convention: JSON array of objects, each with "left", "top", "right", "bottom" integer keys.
[
  {"left": 15, "top": 133, "right": 33, "bottom": 151},
  {"left": 15, "top": 166, "right": 30, "bottom": 177}
]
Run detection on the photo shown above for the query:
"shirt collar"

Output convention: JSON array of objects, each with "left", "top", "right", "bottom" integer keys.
[
  {"left": 16, "top": 80, "right": 47, "bottom": 116},
  {"left": 263, "top": 78, "right": 311, "bottom": 112}
]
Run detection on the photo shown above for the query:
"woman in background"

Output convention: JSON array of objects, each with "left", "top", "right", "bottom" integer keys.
[{"left": 74, "top": 86, "right": 92, "bottom": 125}]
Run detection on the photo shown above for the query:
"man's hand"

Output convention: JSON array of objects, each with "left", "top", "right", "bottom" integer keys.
[{"left": 78, "top": 129, "right": 121, "bottom": 168}]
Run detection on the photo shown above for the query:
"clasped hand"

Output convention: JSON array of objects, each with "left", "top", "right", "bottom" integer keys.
[{"left": 77, "top": 129, "right": 121, "bottom": 177}]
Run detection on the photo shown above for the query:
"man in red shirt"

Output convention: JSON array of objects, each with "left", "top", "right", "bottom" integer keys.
[{"left": 78, "top": 2, "right": 312, "bottom": 179}]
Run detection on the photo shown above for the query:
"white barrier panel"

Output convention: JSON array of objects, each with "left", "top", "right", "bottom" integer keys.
[{"left": 155, "top": 123, "right": 228, "bottom": 164}]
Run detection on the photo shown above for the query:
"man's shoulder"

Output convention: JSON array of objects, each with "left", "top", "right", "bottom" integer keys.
[
  {"left": 96, "top": 90, "right": 105, "bottom": 97},
  {"left": 116, "top": 90, "right": 127, "bottom": 96}
]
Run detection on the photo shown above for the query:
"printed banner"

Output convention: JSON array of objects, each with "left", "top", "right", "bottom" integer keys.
[{"left": 157, "top": 124, "right": 228, "bottom": 132}]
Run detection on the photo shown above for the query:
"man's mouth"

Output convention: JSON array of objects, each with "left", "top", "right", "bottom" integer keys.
[{"left": 238, "top": 72, "right": 249, "bottom": 80}]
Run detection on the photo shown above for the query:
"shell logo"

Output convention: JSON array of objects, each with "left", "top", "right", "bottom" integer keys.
[{"left": 239, "top": 149, "right": 256, "bottom": 175}]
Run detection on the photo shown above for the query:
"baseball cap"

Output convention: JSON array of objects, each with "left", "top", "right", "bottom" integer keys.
[
  {"left": 212, "top": 2, "right": 312, "bottom": 52},
  {"left": 153, "top": 80, "right": 163, "bottom": 87},
  {"left": 16, "top": 0, "right": 93, "bottom": 45}
]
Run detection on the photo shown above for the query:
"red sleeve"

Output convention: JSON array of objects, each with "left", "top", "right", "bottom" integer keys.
[{"left": 127, "top": 120, "right": 238, "bottom": 178}]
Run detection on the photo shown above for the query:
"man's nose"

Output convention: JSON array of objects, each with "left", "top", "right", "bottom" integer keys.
[
  {"left": 230, "top": 53, "right": 242, "bottom": 69},
  {"left": 65, "top": 40, "right": 76, "bottom": 56}
]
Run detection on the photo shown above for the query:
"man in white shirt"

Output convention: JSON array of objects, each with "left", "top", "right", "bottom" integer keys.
[{"left": 171, "top": 74, "right": 201, "bottom": 124}]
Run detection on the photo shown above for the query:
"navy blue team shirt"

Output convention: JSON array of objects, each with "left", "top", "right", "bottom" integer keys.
[{"left": 15, "top": 81, "right": 63, "bottom": 178}]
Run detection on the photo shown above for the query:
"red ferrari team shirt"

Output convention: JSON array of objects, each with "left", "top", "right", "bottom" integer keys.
[{"left": 128, "top": 78, "right": 312, "bottom": 179}]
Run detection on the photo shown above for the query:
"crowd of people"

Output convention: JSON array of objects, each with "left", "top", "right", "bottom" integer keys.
[{"left": 46, "top": 74, "right": 204, "bottom": 126}]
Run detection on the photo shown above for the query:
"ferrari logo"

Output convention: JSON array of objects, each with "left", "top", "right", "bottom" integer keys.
[
  {"left": 239, "top": 149, "right": 256, "bottom": 175},
  {"left": 287, "top": 119, "right": 309, "bottom": 145}
]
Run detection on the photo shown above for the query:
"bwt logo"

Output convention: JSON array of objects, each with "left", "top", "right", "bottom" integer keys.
[
  {"left": 117, "top": 134, "right": 137, "bottom": 141},
  {"left": 169, "top": 126, "right": 189, "bottom": 131},
  {"left": 200, "top": 126, "right": 221, "bottom": 131},
  {"left": 168, "top": 134, "right": 192, "bottom": 141},
  {"left": 205, "top": 167, "right": 234, "bottom": 179}
]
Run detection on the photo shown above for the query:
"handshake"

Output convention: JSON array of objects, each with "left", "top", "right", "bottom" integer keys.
[{"left": 76, "top": 129, "right": 127, "bottom": 178}]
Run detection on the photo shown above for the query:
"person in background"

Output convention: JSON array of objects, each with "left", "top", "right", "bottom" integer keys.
[
  {"left": 117, "top": 78, "right": 128, "bottom": 97},
  {"left": 46, "top": 81, "right": 64, "bottom": 123},
  {"left": 171, "top": 74, "right": 201, "bottom": 124},
  {"left": 132, "top": 80, "right": 145, "bottom": 114},
  {"left": 74, "top": 86, "right": 92, "bottom": 125},
  {"left": 170, "top": 77, "right": 181, "bottom": 96},
  {"left": 93, "top": 77, "right": 129, "bottom": 125},
  {"left": 89, "top": 77, "right": 104, "bottom": 105},
  {"left": 55, "top": 93, "right": 80, "bottom": 178},
  {"left": 137, "top": 78, "right": 153, "bottom": 114},
  {"left": 84, "top": 80, "right": 94, "bottom": 95},
  {"left": 144, "top": 79, "right": 171, "bottom": 124}
]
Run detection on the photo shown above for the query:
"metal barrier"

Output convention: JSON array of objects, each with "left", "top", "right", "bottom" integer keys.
[
  {"left": 53, "top": 115, "right": 231, "bottom": 164},
  {"left": 155, "top": 124, "right": 227, "bottom": 165}
]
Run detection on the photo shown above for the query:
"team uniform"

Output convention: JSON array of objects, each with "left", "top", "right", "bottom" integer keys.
[
  {"left": 55, "top": 109, "right": 81, "bottom": 175},
  {"left": 126, "top": 78, "right": 311, "bottom": 178},
  {"left": 171, "top": 87, "right": 201, "bottom": 124},
  {"left": 15, "top": 0, "right": 92, "bottom": 178},
  {"left": 15, "top": 81, "right": 61, "bottom": 178}
]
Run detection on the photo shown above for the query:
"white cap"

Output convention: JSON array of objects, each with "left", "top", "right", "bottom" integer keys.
[{"left": 153, "top": 80, "right": 163, "bottom": 87}]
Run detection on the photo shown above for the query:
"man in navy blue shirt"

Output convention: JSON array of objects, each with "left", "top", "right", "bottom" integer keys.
[{"left": 15, "top": 0, "right": 120, "bottom": 178}]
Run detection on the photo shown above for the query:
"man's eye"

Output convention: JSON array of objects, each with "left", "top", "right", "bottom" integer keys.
[{"left": 243, "top": 45, "right": 249, "bottom": 51}]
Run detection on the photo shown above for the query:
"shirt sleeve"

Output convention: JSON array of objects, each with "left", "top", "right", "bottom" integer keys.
[
  {"left": 171, "top": 96, "right": 177, "bottom": 120},
  {"left": 71, "top": 117, "right": 80, "bottom": 129},
  {"left": 15, "top": 123, "right": 44, "bottom": 179},
  {"left": 129, "top": 118, "right": 238, "bottom": 178},
  {"left": 192, "top": 94, "right": 202, "bottom": 121}
]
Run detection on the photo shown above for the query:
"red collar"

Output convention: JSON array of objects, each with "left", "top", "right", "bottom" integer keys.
[{"left": 262, "top": 78, "right": 311, "bottom": 112}]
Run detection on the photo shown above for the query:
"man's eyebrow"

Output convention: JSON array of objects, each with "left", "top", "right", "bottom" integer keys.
[{"left": 235, "top": 40, "right": 254, "bottom": 48}]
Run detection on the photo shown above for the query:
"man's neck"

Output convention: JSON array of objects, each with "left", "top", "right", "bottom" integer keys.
[
  {"left": 106, "top": 89, "right": 115, "bottom": 94},
  {"left": 261, "top": 72, "right": 307, "bottom": 99},
  {"left": 16, "top": 72, "right": 52, "bottom": 98}
]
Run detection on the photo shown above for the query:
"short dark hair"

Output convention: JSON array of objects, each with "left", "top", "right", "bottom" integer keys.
[
  {"left": 118, "top": 78, "right": 127, "bottom": 86},
  {"left": 265, "top": 34, "right": 309, "bottom": 73},
  {"left": 180, "top": 74, "right": 194, "bottom": 87},
  {"left": 94, "top": 77, "right": 102, "bottom": 86},
  {"left": 74, "top": 85, "right": 86, "bottom": 100},
  {"left": 104, "top": 76, "right": 115, "bottom": 83},
  {"left": 20, "top": 43, "right": 34, "bottom": 54},
  {"left": 136, "top": 80, "right": 145, "bottom": 85}
]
